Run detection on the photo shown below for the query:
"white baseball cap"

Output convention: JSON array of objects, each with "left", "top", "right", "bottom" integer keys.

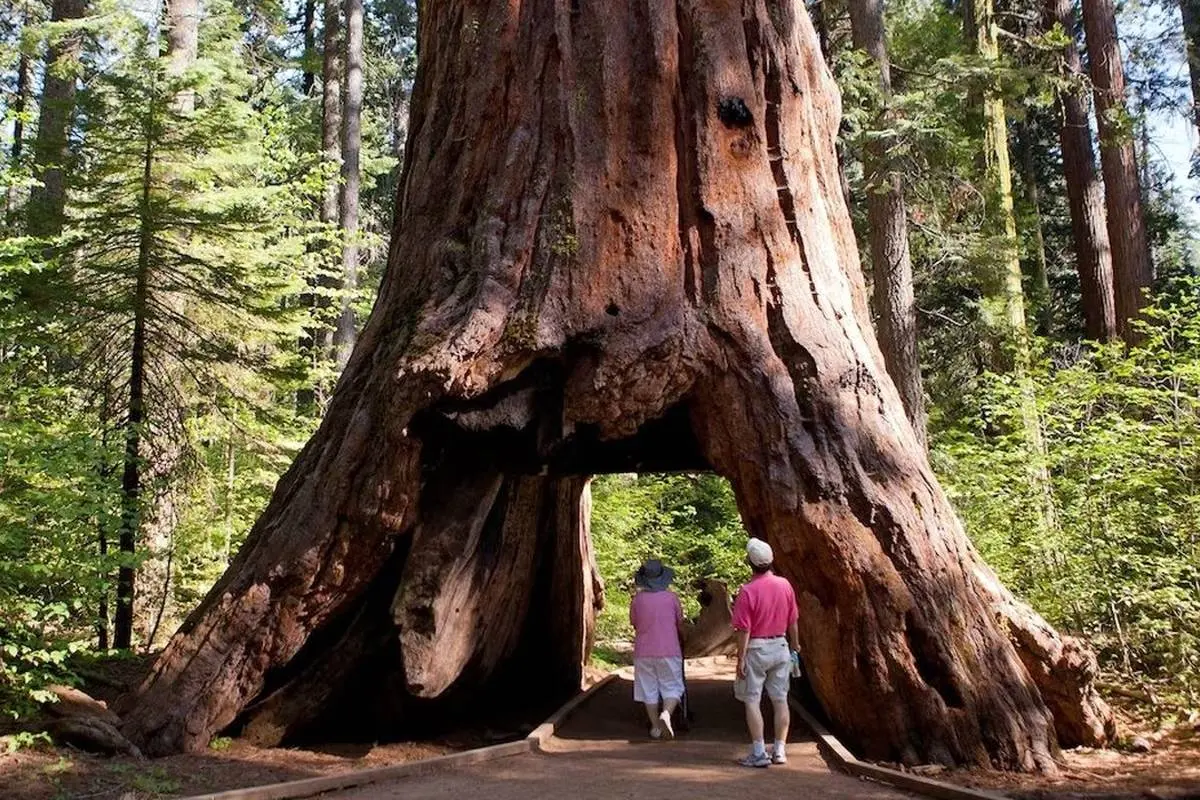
[{"left": 746, "top": 537, "right": 773, "bottom": 567}]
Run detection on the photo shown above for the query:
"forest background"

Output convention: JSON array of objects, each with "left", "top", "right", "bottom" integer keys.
[{"left": 1, "top": 0, "right": 1198, "bottom": 726}]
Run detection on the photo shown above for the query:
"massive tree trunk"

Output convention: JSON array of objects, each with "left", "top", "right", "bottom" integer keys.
[
  {"left": 1080, "top": 0, "right": 1152, "bottom": 342},
  {"left": 1045, "top": 0, "right": 1117, "bottom": 342},
  {"left": 845, "top": 0, "right": 926, "bottom": 449},
  {"left": 334, "top": 0, "right": 363, "bottom": 370},
  {"left": 122, "top": 0, "right": 1111, "bottom": 768},
  {"left": 28, "top": 0, "right": 87, "bottom": 237}
]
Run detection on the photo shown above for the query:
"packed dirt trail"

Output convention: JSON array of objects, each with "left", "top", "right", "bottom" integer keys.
[{"left": 332, "top": 659, "right": 913, "bottom": 799}]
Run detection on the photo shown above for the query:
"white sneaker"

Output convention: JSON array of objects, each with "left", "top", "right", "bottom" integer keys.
[
  {"left": 658, "top": 710, "right": 675, "bottom": 739},
  {"left": 772, "top": 750, "right": 787, "bottom": 765},
  {"left": 649, "top": 725, "right": 662, "bottom": 739}
]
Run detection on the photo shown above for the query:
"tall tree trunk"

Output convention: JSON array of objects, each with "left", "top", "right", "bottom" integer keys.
[
  {"left": 845, "top": 0, "right": 926, "bottom": 448},
  {"left": 965, "top": 0, "right": 1028, "bottom": 362},
  {"left": 163, "top": 0, "right": 200, "bottom": 113},
  {"left": 115, "top": 117, "right": 156, "bottom": 651},
  {"left": 810, "top": 0, "right": 852, "bottom": 207},
  {"left": 334, "top": 0, "right": 363, "bottom": 370},
  {"left": 297, "top": 0, "right": 345, "bottom": 413},
  {"left": 1045, "top": 0, "right": 1117, "bottom": 342},
  {"left": 1080, "top": 0, "right": 1152, "bottom": 342},
  {"left": 964, "top": 0, "right": 1059, "bottom": 551},
  {"left": 302, "top": 0, "right": 318, "bottom": 96},
  {"left": 1016, "top": 122, "right": 1053, "bottom": 336},
  {"left": 122, "top": 0, "right": 1111, "bottom": 766},
  {"left": 27, "top": 0, "right": 87, "bottom": 237},
  {"left": 6, "top": 13, "right": 31, "bottom": 219},
  {"left": 1180, "top": 0, "right": 1200, "bottom": 141}
]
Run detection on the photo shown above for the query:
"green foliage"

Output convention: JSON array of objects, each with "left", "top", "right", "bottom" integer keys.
[
  {"left": 590, "top": 474, "right": 748, "bottom": 645},
  {"left": 933, "top": 286, "right": 1200, "bottom": 699}
]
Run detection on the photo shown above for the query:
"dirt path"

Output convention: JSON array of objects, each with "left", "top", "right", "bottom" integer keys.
[{"left": 332, "top": 658, "right": 913, "bottom": 799}]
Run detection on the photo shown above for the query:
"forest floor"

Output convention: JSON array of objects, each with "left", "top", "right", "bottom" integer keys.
[
  {"left": 939, "top": 694, "right": 1200, "bottom": 799},
  {"left": 0, "top": 653, "right": 518, "bottom": 800}
]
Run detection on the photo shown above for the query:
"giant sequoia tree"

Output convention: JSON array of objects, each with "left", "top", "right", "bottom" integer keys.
[{"left": 121, "top": 0, "right": 1113, "bottom": 768}]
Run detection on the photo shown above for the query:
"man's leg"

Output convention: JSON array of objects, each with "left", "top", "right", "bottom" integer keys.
[
  {"left": 765, "top": 657, "right": 792, "bottom": 763},
  {"left": 770, "top": 697, "right": 790, "bottom": 761},
  {"left": 744, "top": 698, "right": 766, "bottom": 743}
]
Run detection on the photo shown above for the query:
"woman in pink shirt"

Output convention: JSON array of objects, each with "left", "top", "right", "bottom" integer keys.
[{"left": 629, "top": 559, "right": 685, "bottom": 739}]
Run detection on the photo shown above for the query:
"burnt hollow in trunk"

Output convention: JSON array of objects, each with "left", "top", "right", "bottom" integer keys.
[{"left": 121, "top": 0, "right": 1112, "bottom": 769}]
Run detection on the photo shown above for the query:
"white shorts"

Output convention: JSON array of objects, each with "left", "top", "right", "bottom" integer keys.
[
  {"left": 734, "top": 637, "right": 791, "bottom": 703},
  {"left": 633, "top": 657, "right": 684, "bottom": 704}
]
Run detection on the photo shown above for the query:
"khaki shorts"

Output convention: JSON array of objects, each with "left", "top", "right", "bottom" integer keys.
[{"left": 734, "top": 637, "right": 791, "bottom": 703}]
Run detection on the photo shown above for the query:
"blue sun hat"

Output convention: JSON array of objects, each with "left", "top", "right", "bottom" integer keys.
[{"left": 634, "top": 559, "right": 675, "bottom": 592}]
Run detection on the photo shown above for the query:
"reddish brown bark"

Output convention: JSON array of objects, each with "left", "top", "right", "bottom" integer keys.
[
  {"left": 1080, "top": 0, "right": 1153, "bottom": 342},
  {"left": 122, "top": 0, "right": 1111, "bottom": 768},
  {"left": 1046, "top": 0, "right": 1118, "bottom": 342}
]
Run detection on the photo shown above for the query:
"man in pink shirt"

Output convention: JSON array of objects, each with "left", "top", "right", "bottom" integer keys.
[
  {"left": 629, "top": 559, "right": 685, "bottom": 739},
  {"left": 731, "top": 537, "right": 799, "bottom": 768}
]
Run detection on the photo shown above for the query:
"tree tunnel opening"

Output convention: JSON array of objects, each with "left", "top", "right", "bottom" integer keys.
[{"left": 227, "top": 379, "right": 823, "bottom": 749}]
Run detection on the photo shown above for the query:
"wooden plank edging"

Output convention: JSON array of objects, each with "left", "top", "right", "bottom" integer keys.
[
  {"left": 526, "top": 671, "right": 620, "bottom": 750},
  {"left": 788, "top": 698, "right": 1010, "bottom": 800},
  {"left": 176, "top": 673, "right": 620, "bottom": 800},
  {"left": 174, "top": 739, "right": 531, "bottom": 800}
]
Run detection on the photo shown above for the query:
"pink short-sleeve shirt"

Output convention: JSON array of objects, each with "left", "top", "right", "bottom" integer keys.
[
  {"left": 731, "top": 572, "right": 798, "bottom": 638},
  {"left": 630, "top": 590, "right": 683, "bottom": 658}
]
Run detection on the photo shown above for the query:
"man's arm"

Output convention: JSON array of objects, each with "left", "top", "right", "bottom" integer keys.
[
  {"left": 734, "top": 628, "right": 751, "bottom": 677},
  {"left": 786, "top": 619, "right": 799, "bottom": 653}
]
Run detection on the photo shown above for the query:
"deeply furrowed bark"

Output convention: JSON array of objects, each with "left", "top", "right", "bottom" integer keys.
[
  {"left": 1045, "top": 0, "right": 1117, "bottom": 342},
  {"left": 1080, "top": 0, "right": 1153, "bottom": 342},
  {"left": 122, "top": 0, "right": 1111, "bottom": 767}
]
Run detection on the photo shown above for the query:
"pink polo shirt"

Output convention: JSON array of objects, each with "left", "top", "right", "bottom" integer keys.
[
  {"left": 731, "top": 572, "right": 798, "bottom": 638},
  {"left": 630, "top": 590, "right": 683, "bottom": 658}
]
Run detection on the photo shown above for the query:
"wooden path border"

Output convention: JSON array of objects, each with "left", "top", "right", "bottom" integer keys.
[
  {"left": 789, "top": 698, "right": 1010, "bottom": 800},
  {"left": 176, "top": 673, "right": 619, "bottom": 800}
]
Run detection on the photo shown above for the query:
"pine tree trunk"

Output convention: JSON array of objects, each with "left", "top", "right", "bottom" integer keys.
[
  {"left": 302, "top": 0, "right": 318, "bottom": 97},
  {"left": 28, "top": 0, "right": 87, "bottom": 237},
  {"left": 334, "top": 0, "right": 363, "bottom": 370},
  {"left": 965, "top": 0, "right": 1028, "bottom": 361},
  {"left": 163, "top": 0, "right": 199, "bottom": 113},
  {"left": 1080, "top": 0, "right": 1152, "bottom": 342},
  {"left": 121, "top": 0, "right": 1111, "bottom": 767},
  {"left": 298, "top": 0, "right": 344, "bottom": 413},
  {"left": 1045, "top": 0, "right": 1117, "bottom": 341},
  {"left": 1016, "top": 122, "right": 1053, "bottom": 336},
  {"left": 6, "top": 11, "right": 31, "bottom": 220},
  {"left": 846, "top": 0, "right": 926, "bottom": 449},
  {"left": 114, "top": 122, "right": 156, "bottom": 651},
  {"left": 1180, "top": 0, "right": 1200, "bottom": 142}
]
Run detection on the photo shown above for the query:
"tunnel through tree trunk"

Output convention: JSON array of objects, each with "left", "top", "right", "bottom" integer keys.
[{"left": 121, "top": 0, "right": 1111, "bottom": 768}]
